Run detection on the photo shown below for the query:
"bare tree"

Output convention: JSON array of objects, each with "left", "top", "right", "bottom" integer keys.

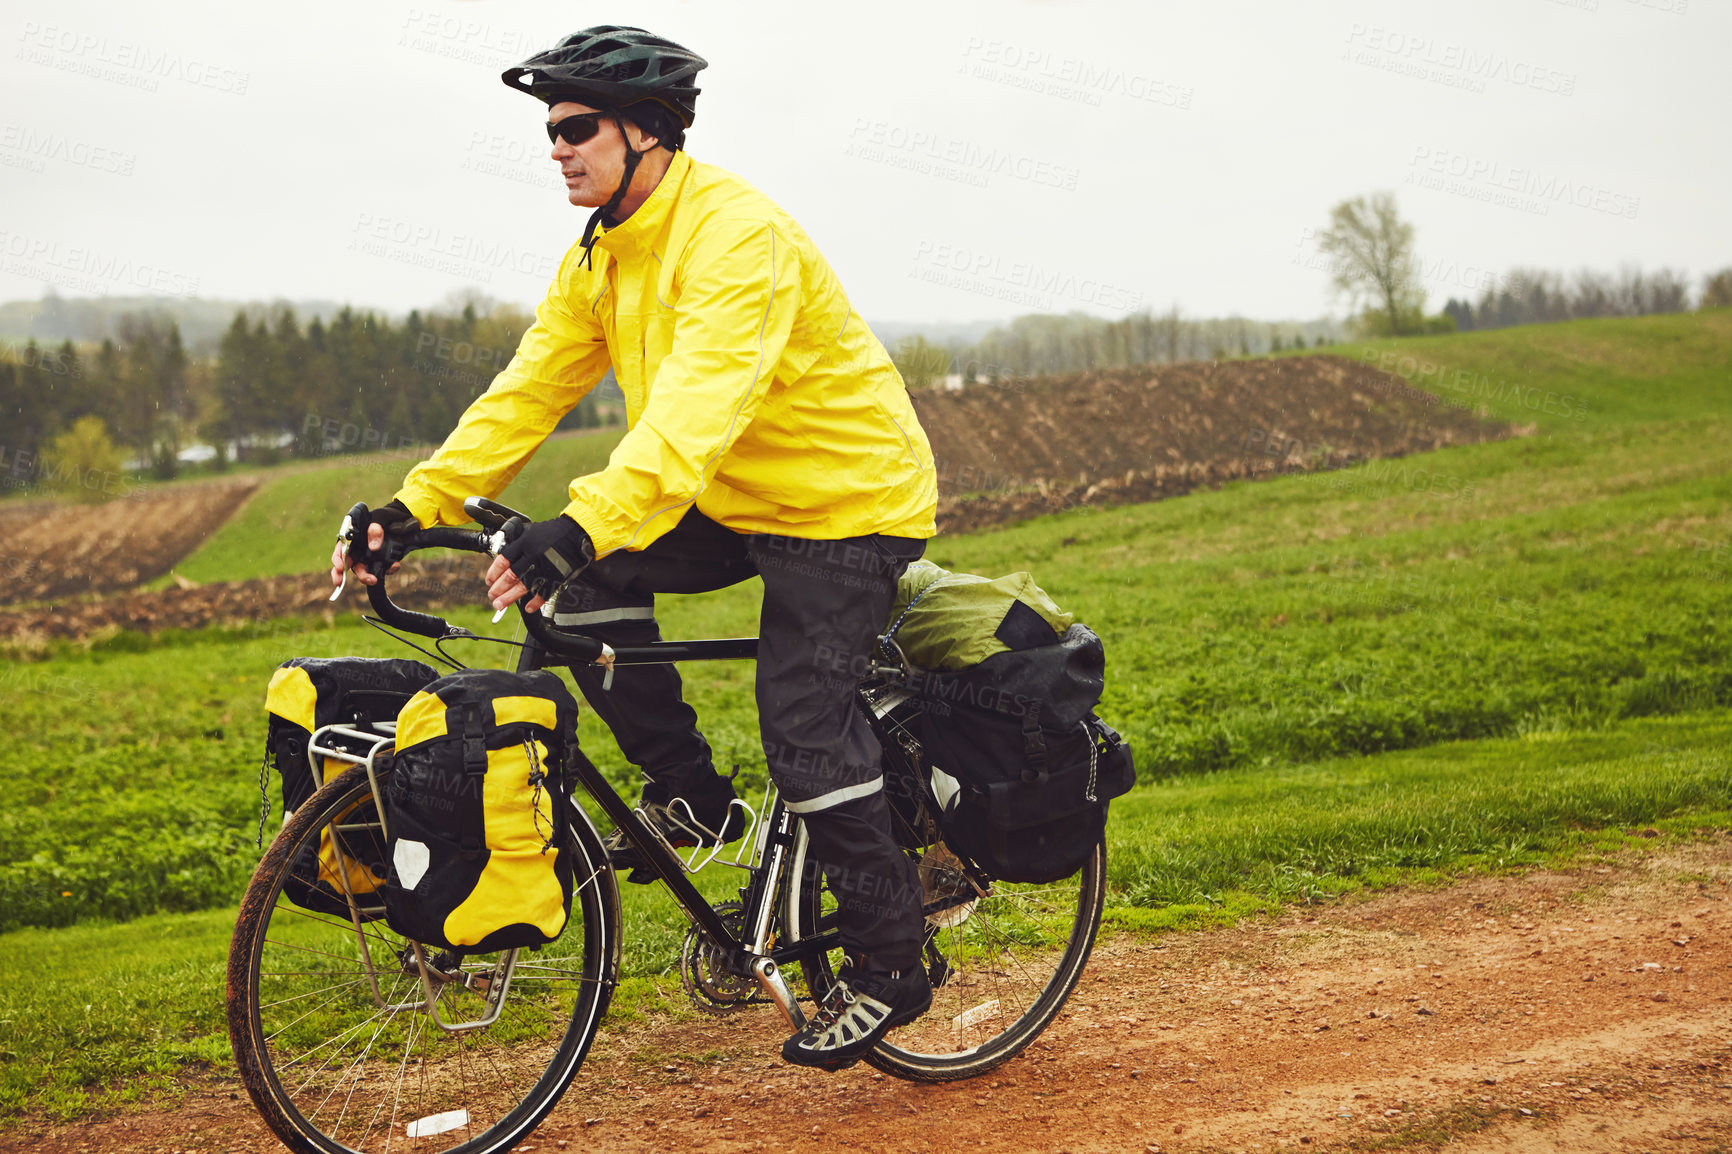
[
  {"left": 1703, "top": 268, "right": 1732, "bottom": 311},
  {"left": 1317, "top": 192, "right": 1425, "bottom": 336}
]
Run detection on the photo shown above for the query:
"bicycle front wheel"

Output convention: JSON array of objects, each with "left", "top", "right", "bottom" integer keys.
[
  {"left": 783, "top": 823, "right": 1106, "bottom": 1082},
  {"left": 227, "top": 763, "right": 619, "bottom": 1154}
]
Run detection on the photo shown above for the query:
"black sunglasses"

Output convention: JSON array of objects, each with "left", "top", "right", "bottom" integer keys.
[{"left": 546, "top": 113, "right": 610, "bottom": 146}]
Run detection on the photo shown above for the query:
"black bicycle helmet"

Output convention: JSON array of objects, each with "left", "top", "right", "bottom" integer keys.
[
  {"left": 504, "top": 27, "right": 708, "bottom": 266},
  {"left": 502, "top": 25, "right": 707, "bottom": 141}
]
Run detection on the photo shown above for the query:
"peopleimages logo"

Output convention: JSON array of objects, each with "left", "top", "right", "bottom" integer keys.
[
  {"left": 846, "top": 119, "right": 1081, "bottom": 191},
  {"left": 1407, "top": 146, "right": 1640, "bottom": 220},
  {"left": 1359, "top": 349, "right": 1590, "bottom": 422},
  {"left": 959, "top": 36, "right": 1194, "bottom": 110},
  {"left": 1292, "top": 226, "right": 1525, "bottom": 296},
  {"left": 347, "top": 213, "right": 560, "bottom": 285},
  {"left": 910, "top": 240, "right": 1143, "bottom": 313},
  {"left": 1342, "top": 23, "right": 1577, "bottom": 96},
  {"left": 397, "top": 8, "right": 561, "bottom": 65},
  {"left": 0, "top": 229, "right": 200, "bottom": 297},
  {"left": 0, "top": 124, "right": 136, "bottom": 176},
  {"left": 15, "top": 21, "right": 251, "bottom": 95}
]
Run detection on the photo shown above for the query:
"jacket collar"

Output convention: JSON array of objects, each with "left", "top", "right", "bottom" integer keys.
[{"left": 595, "top": 150, "right": 691, "bottom": 259}]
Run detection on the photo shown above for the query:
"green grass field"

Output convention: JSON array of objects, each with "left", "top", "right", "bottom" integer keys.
[
  {"left": 1, "top": 311, "right": 1729, "bottom": 1121},
  {"left": 167, "top": 428, "right": 624, "bottom": 585},
  {"left": 3, "top": 709, "right": 1726, "bottom": 1121},
  {"left": 1321, "top": 309, "right": 1731, "bottom": 429}
]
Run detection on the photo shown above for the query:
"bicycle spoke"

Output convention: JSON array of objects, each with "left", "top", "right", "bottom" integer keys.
[
  {"left": 265, "top": 982, "right": 384, "bottom": 1048},
  {"left": 263, "top": 934, "right": 386, "bottom": 969},
  {"left": 233, "top": 765, "right": 612, "bottom": 1152},
  {"left": 787, "top": 817, "right": 1103, "bottom": 1076},
  {"left": 259, "top": 976, "right": 371, "bottom": 1012}
]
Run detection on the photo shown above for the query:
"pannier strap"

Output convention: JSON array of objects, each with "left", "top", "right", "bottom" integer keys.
[
  {"left": 878, "top": 582, "right": 936, "bottom": 655},
  {"left": 462, "top": 705, "right": 487, "bottom": 773},
  {"left": 1020, "top": 700, "right": 1048, "bottom": 785}
]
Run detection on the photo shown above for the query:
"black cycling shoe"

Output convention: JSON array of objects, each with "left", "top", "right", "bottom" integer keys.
[
  {"left": 780, "top": 963, "right": 933, "bottom": 1071},
  {"left": 605, "top": 777, "right": 746, "bottom": 884}
]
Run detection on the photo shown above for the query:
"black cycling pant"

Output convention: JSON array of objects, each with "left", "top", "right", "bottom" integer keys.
[{"left": 534, "top": 508, "right": 928, "bottom": 972}]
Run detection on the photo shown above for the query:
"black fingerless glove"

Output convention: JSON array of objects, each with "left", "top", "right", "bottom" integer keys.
[
  {"left": 355, "top": 499, "right": 420, "bottom": 571},
  {"left": 370, "top": 499, "right": 420, "bottom": 536},
  {"left": 500, "top": 514, "right": 595, "bottom": 602}
]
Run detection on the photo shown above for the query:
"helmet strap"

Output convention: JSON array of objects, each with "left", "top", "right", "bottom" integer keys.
[{"left": 579, "top": 115, "right": 648, "bottom": 270}]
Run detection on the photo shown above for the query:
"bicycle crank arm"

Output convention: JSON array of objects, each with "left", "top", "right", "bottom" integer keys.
[{"left": 750, "top": 957, "right": 806, "bottom": 1030}]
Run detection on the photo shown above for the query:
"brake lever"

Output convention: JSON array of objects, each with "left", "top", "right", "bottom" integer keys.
[
  {"left": 485, "top": 516, "right": 528, "bottom": 624},
  {"left": 463, "top": 495, "right": 530, "bottom": 532},
  {"left": 330, "top": 501, "right": 369, "bottom": 602}
]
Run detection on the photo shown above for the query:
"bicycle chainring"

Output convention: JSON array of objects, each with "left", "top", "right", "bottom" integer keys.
[{"left": 678, "top": 901, "right": 769, "bottom": 1015}]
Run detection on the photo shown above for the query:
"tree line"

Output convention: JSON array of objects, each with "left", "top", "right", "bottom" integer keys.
[
  {"left": 208, "top": 300, "right": 612, "bottom": 462},
  {"left": 6, "top": 222, "right": 1727, "bottom": 499},
  {"left": 1313, "top": 190, "right": 1725, "bottom": 339},
  {"left": 1442, "top": 266, "right": 1714, "bottom": 331},
  {"left": 890, "top": 312, "right": 1341, "bottom": 387},
  {"left": 1, "top": 301, "right": 617, "bottom": 495},
  {"left": 886, "top": 190, "right": 1729, "bottom": 386},
  {"left": 2, "top": 315, "right": 189, "bottom": 482}
]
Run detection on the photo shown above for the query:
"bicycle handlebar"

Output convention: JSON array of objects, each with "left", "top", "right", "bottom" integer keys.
[{"left": 340, "top": 498, "right": 607, "bottom": 664}]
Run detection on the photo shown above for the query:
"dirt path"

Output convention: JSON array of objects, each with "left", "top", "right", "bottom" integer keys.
[{"left": 11, "top": 840, "right": 1730, "bottom": 1154}]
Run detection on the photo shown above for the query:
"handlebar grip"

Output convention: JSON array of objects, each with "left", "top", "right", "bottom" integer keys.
[
  {"left": 358, "top": 526, "right": 490, "bottom": 639},
  {"left": 343, "top": 517, "right": 606, "bottom": 665},
  {"left": 339, "top": 501, "right": 369, "bottom": 563},
  {"left": 367, "top": 576, "right": 455, "bottom": 638}
]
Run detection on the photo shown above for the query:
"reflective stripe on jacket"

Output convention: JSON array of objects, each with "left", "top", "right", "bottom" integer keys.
[{"left": 396, "top": 151, "right": 937, "bottom": 557}]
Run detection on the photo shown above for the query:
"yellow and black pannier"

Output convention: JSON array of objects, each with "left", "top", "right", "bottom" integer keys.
[
  {"left": 264, "top": 657, "right": 439, "bottom": 916},
  {"left": 265, "top": 657, "right": 441, "bottom": 816},
  {"left": 383, "top": 669, "right": 581, "bottom": 952}
]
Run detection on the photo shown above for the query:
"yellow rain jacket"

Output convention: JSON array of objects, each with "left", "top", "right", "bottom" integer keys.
[{"left": 395, "top": 151, "right": 937, "bottom": 557}]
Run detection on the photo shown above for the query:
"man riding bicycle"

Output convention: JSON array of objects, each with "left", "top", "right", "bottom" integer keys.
[{"left": 331, "top": 25, "right": 938, "bottom": 1070}]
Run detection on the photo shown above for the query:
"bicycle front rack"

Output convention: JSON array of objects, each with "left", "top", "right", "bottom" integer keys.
[{"left": 303, "top": 722, "right": 522, "bottom": 1033}]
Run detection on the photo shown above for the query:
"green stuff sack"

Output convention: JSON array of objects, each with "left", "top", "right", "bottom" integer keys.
[
  {"left": 885, "top": 560, "right": 1075, "bottom": 671},
  {"left": 879, "top": 564, "right": 1135, "bottom": 883},
  {"left": 263, "top": 657, "right": 439, "bottom": 917},
  {"left": 383, "top": 669, "right": 581, "bottom": 952}
]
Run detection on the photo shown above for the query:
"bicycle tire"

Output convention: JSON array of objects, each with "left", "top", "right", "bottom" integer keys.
[
  {"left": 782, "top": 822, "right": 1106, "bottom": 1082},
  {"left": 227, "top": 763, "right": 620, "bottom": 1154}
]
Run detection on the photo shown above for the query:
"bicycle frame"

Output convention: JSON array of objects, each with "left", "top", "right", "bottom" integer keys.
[
  {"left": 556, "top": 716, "right": 818, "bottom": 1028},
  {"left": 236, "top": 498, "right": 1104, "bottom": 1154},
  {"left": 332, "top": 499, "right": 933, "bottom": 1032}
]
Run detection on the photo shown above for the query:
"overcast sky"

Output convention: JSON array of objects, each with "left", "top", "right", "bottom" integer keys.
[{"left": 1, "top": 0, "right": 1724, "bottom": 328}]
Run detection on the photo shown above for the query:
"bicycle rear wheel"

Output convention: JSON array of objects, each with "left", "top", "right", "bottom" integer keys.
[
  {"left": 783, "top": 823, "right": 1106, "bottom": 1082},
  {"left": 227, "top": 763, "right": 619, "bottom": 1154}
]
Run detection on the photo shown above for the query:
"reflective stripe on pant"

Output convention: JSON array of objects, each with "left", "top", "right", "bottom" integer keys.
[{"left": 549, "top": 508, "right": 928, "bottom": 969}]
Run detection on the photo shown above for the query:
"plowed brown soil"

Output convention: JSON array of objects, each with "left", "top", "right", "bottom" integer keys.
[
  {"left": 0, "top": 478, "right": 259, "bottom": 603},
  {"left": 0, "top": 553, "right": 490, "bottom": 645},
  {"left": 10, "top": 841, "right": 1727, "bottom": 1154},
  {"left": 913, "top": 355, "right": 1515, "bottom": 535},
  {"left": 0, "top": 355, "right": 1519, "bottom": 643}
]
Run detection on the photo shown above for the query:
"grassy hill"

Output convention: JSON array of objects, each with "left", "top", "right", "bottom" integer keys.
[{"left": 1321, "top": 309, "right": 1731, "bottom": 428}]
